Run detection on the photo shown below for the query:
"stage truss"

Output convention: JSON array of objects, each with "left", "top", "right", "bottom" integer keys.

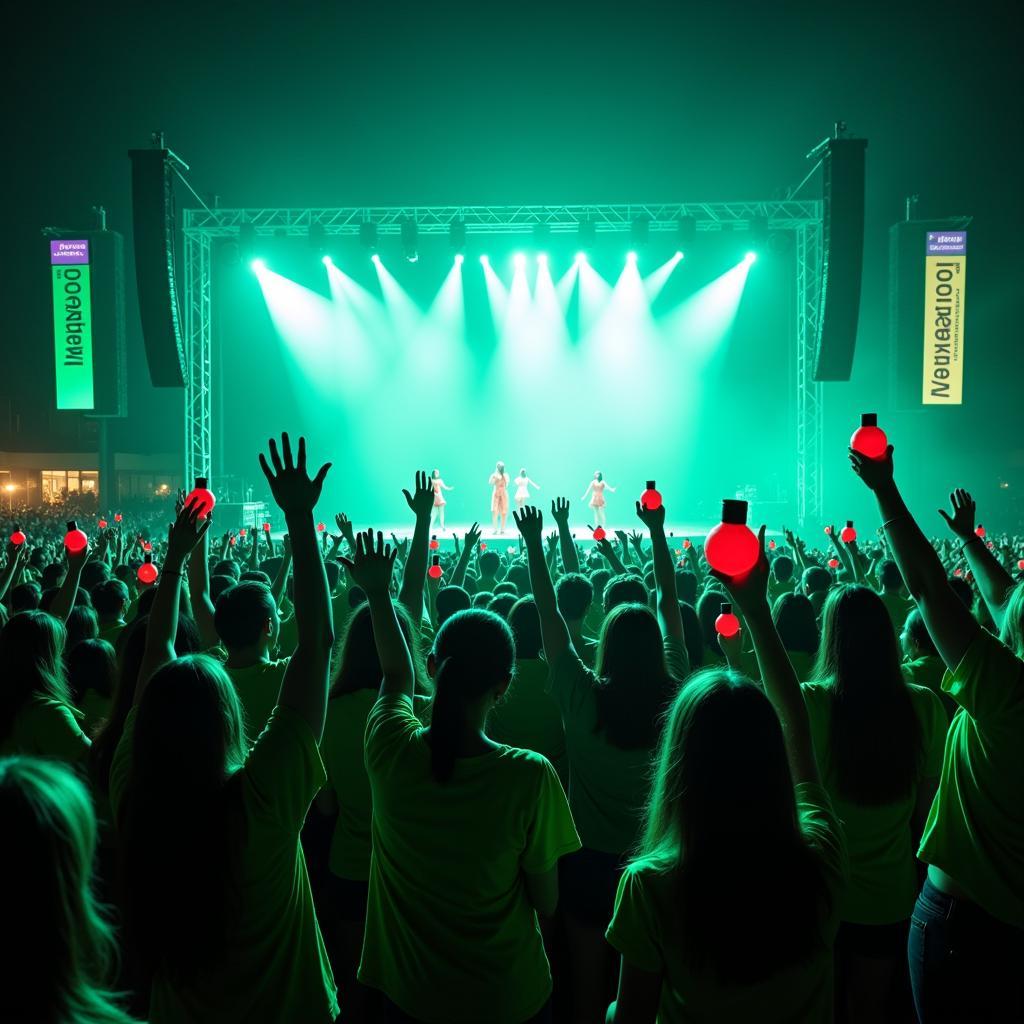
[{"left": 183, "top": 201, "right": 824, "bottom": 524}]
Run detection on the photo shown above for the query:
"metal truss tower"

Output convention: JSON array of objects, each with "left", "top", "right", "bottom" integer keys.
[{"left": 183, "top": 201, "right": 824, "bottom": 522}]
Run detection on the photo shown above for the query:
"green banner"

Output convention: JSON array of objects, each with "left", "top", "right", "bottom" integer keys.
[{"left": 51, "top": 262, "right": 95, "bottom": 409}]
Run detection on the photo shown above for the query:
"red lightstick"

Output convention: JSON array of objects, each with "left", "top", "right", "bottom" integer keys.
[
  {"left": 823, "top": 525, "right": 832, "bottom": 535},
  {"left": 1017, "top": 559, "right": 1024, "bottom": 571},
  {"left": 704, "top": 500, "right": 759, "bottom": 578},
  {"left": 840, "top": 520, "right": 857, "bottom": 543},
  {"left": 850, "top": 413, "right": 888, "bottom": 461},
  {"left": 263, "top": 523, "right": 271, "bottom": 532},
  {"left": 683, "top": 538, "right": 691, "bottom": 550},
  {"left": 142, "top": 541, "right": 152, "bottom": 552},
  {"left": 239, "top": 528, "right": 247, "bottom": 538},
  {"left": 828, "top": 557, "right": 840, "bottom": 569},
  {"left": 975, "top": 524, "right": 986, "bottom": 538},
  {"left": 114, "top": 513, "right": 122, "bottom": 523},
  {"left": 987, "top": 541, "right": 994, "bottom": 550},
  {"left": 64, "top": 521, "right": 88, "bottom": 555},
  {"left": 429, "top": 535, "right": 439, "bottom": 550},
  {"left": 229, "top": 536, "right": 236, "bottom": 547},
  {"left": 953, "top": 568, "right": 963, "bottom": 577},
  {"left": 479, "top": 543, "right": 487, "bottom": 551},
  {"left": 98, "top": 518, "right": 108, "bottom": 529},
  {"left": 428, "top": 555, "right": 443, "bottom": 580},
  {"left": 715, "top": 602, "right": 741, "bottom": 639},
  {"left": 316, "top": 522, "right": 326, "bottom": 532},
  {"left": 137, "top": 554, "right": 159, "bottom": 585},
  {"left": 768, "top": 539, "right": 776, "bottom": 550},
  {"left": 593, "top": 526, "right": 606, "bottom": 542},
  {"left": 10, "top": 525, "right": 26, "bottom": 546},
  {"left": 185, "top": 477, "right": 216, "bottom": 519},
  {"left": 640, "top": 480, "right": 662, "bottom": 511}
]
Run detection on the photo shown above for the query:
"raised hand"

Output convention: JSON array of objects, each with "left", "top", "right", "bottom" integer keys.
[
  {"left": 938, "top": 487, "right": 977, "bottom": 541},
  {"left": 614, "top": 528, "right": 629, "bottom": 549},
  {"left": 340, "top": 528, "right": 397, "bottom": 595},
  {"left": 403, "top": 470, "right": 434, "bottom": 521},
  {"left": 389, "top": 532, "right": 410, "bottom": 562},
  {"left": 551, "top": 497, "right": 571, "bottom": 528},
  {"left": 546, "top": 530, "right": 559, "bottom": 554},
  {"left": 464, "top": 522, "right": 482, "bottom": 550},
  {"left": 174, "top": 487, "right": 187, "bottom": 516},
  {"left": 635, "top": 498, "right": 666, "bottom": 531},
  {"left": 335, "top": 512, "right": 356, "bottom": 548},
  {"left": 849, "top": 445, "right": 895, "bottom": 493},
  {"left": 167, "top": 499, "right": 213, "bottom": 564},
  {"left": 709, "top": 524, "right": 770, "bottom": 614},
  {"left": 259, "top": 433, "right": 331, "bottom": 515},
  {"left": 514, "top": 504, "right": 544, "bottom": 543}
]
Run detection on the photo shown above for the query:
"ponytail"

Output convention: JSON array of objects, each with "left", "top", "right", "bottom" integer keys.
[{"left": 429, "top": 656, "right": 467, "bottom": 783}]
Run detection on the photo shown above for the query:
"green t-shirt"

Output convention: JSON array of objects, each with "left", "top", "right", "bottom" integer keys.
[
  {"left": 321, "top": 688, "right": 377, "bottom": 882},
  {"left": 98, "top": 619, "right": 126, "bottom": 646},
  {"left": 225, "top": 658, "right": 290, "bottom": 742},
  {"left": 903, "top": 655, "right": 957, "bottom": 721},
  {"left": 0, "top": 695, "right": 90, "bottom": 762},
  {"left": 606, "top": 783, "right": 847, "bottom": 1024},
  {"left": 111, "top": 703, "right": 338, "bottom": 1023},
  {"left": 879, "top": 590, "right": 911, "bottom": 633},
  {"left": 918, "top": 631, "right": 1024, "bottom": 926},
  {"left": 488, "top": 659, "right": 567, "bottom": 782},
  {"left": 549, "top": 636, "right": 688, "bottom": 855},
  {"left": 79, "top": 689, "right": 113, "bottom": 736},
  {"left": 360, "top": 693, "right": 580, "bottom": 1024},
  {"left": 801, "top": 680, "right": 946, "bottom": 923}
]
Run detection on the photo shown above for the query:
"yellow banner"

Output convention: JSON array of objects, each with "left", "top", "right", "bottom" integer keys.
[{"left": 922, "top": 231, "right": 966, "bottom": 405}]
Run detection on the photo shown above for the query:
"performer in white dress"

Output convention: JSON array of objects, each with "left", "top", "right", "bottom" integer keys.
[
  {"left": 430, "top": 468, "right": 454, "bottom": 530},
  {"left": 489, "top": 461, "right": 511, "bottom": 535},
  {"left": 581, "top": 470, "right": 616, "bottom": 527},
  {"left": 513, "top": 468, "right": 541, "bottom": 511}
]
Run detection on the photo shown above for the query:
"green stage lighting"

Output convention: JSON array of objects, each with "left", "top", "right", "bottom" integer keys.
[
  {"left": 514, "top": 253, "right": 526, "bottom": 271},
  {"left": 745, "top": 251, "right": 758, "bottom": 263},
  {"left": 321, "top": 254, "right": 333, "bottom": 267},
  {"left": 250, "top": 258, "right": 265, "bottom": 272}
]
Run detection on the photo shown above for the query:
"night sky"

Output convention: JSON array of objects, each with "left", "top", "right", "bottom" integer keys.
[{"left": 5, "top": 0, "right": 1022, "bottom": 517}]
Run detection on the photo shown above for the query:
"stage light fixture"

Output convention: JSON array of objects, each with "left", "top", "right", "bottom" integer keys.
[
  {"left": 250, "top": 258, "right": 265, "bottom": 272},
  {"left": 677, "top": 215, "right": 697, "bottom": 252},
  {"left": 359, "top": 220, "right": 378, "bottom": 252},
  {"left": 455, "top": 253, "right": 464, "bottom": 266},
  {"left": 575, "top": 251, "right": 587, "bottom": 263},
  {"left": 401, "top": 218, "right": 419, "bottom": 263},
  {"left": 321, "top": 254, "right": 333, "bottom": 266},
  {"left": 675, "top": 250, "right": 684, "bottom": 260},
  {"left": 626, "top": 250, "right": 638, "bottom": 263},
  {"left": 371, "top": 252, "right": 382, "bottom": 265},
  {"left": 480, "top": 254, "right": 489, "bottom": 265},
  {"left": 513, "top": 253, "right": 526, "bottom": 271},
  {"left": 630, "top": 216, "right": 650, "bottom": 249},
  {"left": 449, "top": 219, "right": 467, "bottom": 253},
  {"left": 745, "top": 251, "right": 758, "bottom": 263}
]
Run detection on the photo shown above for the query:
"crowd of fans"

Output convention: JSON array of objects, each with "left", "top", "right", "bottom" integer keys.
[{"left": 1, "top": 436, "right": 1021, "bottom": 1024}]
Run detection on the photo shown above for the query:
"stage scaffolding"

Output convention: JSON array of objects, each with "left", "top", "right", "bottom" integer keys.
[{"left": 183, "top": 201, "right": 824, "bottom": 524}]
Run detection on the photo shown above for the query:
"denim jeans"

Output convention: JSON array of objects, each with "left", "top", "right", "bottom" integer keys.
[{"left": 908, "top": 877, "right": 1024, "bottom": 1022}]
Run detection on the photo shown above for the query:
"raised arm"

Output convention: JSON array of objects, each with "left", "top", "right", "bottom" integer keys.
[
  {"left": 259, "top": 434, "right": 334, "bottom": 741},
  {"left": 850, "top": 447, "right": 979, "bottom": 672},
  {"left": 187, "top": 527, "right": 220, "bottom": 649},
  {"left": 50, "top": 540, "right": 90, "bottom": 623},
  {"left": 595, "top": 536, "right": 628, "bottom": 576},
  {"left": 580, "top": 481, "right": 593, "bottom": 502},
  {"left": 136, "top": 501, "right": 211, "bottom": 704},
  {"left": 397, "top": 470, "right": 435, "bottom": 623},
  {"left": 636, "top": 500, "right": 685, "bottom": 647},
  {"left": 450, "top": 522, "right": 481, "bottom": 588},
  {"left": 714, "top": 526, "right": 819, "bottom": 785},
  {"left": 939, "top": 488, "right": 1015, "bottom": 631},
  {"left": 551, "top": 497, "right": 580, "bottom": 574},
  {"left": 269, "top": 533, "right": 293, "bottom": 610},
  {"left": 0, "top": 542, "right": 26, "bottom": 604},
  {"left": 515, "top": 505, "right": 572, "bottom": 665},
  {"left": 342, "top": 530, "right": 413, "bottom": 699}
]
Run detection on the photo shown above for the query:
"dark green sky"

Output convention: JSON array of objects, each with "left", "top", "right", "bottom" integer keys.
[{"left": 4, "top": 0, "right": 1022, "bottom": 519}]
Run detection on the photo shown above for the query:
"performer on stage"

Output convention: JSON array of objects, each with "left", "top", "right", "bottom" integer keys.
[
  {"left": 513, "top": 468, "right": 541, "bottom": 511},
  {"left": 430, "top": 469, "right": 454, "bottom": 530},
  {"left": 581, "top": 470, "right": 616, "bottom": 527},
  {"left": 489, "top": 461, "right": 511, "bottom": 534}
]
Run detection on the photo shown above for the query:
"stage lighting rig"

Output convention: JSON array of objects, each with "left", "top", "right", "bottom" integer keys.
[{"left": 401, "top": 218, "right": 419, "bottom": 263}]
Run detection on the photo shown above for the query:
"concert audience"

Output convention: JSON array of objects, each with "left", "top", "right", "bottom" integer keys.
[{"left": 1, "top": 436, "right": 1022, "bottom": 1024}]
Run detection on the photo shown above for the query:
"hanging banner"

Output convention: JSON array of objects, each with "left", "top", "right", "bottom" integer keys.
[
  {"left": 51, "top": 239, "right": 95, "bottom": 410},
  {"left": 922, "top": 230, "right": 966, "bottom": 405}
]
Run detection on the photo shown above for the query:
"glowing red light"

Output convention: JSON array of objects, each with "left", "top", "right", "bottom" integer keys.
[
  {"left": 640, "top": 480, "right": 662, "bottom": 511},
  {"left": 63, "top": 521, "right": 88, "bottom": 554},
  {"left": 137, "top": 557, "right": 159, "bottom": 585},
  {"left": 479, "top": 543, "right": 487, "bottom": 551},
  {"left": 316, "top": 522, "right": 326, "bottom": 532},
  {"left": 593, "top": 526, "right": 606, "bottom": 541},
  {"left": 142, "top": 542, "right": 152, "bottom": 552},
  {"left": 229, "top": 536, "right": 236, "bottom": 547},
  {"left": 850, "top": 413, "right": 888, "bottom": 461},
  {"left": 704, "top": 500, "right": 759, "bottom": 578},
  {"left": 840, "top": 521, "right": 857, "bottom": 544},
  {"left": 185, "top": 477, "right": 216, "bottom": 520},
  {"left": 98, "top": 518, "right": 108, "bottom": 529},
  {"left": 1017, "top": 559, "right": 1024, "bottom": 571},
  {"left": 987, "top": 541, "right": 994, "bottom": 550},
  {"left": 715, "top": 603, "right": 741, "bottom": 639},
  {"left": 239, "top": 529, "right": 247, "bottom": 537},
  {"left": 683, "top": 538, "right": 691, "bottom": 550},
  {"left": 975, "top": 524, "right": 985, "bottom": 538},
  {"left": 768, "top": 539, "right": 776, "bottom": 550},
  {"left": 263, "top": 523, "right": 271, "bottom": 532},
  {"left": 428, "top": 555, "right": 442, "bottom": 580},
  {"left": 823, "top": 526, "right": 832, "bottom": 535},
  {"left": 828, "top": 558, "right": 840, "bottom": 569},
  {"left": 10, "top": 526, "right": 26, "bottom": 546},
  {"left": 114, "top": 513, "right": 122, "bottom": 523},
  {"left": 953, "top": 568, "right": 963, "bottom": 577},
  {"left": 429, "top": 536, "right": 439, "bottom": 550}
]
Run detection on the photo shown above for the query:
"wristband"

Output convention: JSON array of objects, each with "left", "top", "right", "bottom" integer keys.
[
  {"left": 881, "top": 515, "right": 907, "bottom": 532},
  {"left": 960, "top": 536, "right": 983, "bottom": 553}
]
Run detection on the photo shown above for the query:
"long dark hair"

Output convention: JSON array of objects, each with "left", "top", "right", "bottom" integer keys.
[
  {"left": 119, "top": 655, "right": 247, "bottom": 984},
  {"left": 428, "top": 609, "right": 515, "bottom": 783},
  {"left": 772, "top": 592, "right": 819, "bottom": 655},
  {"left": 639, "top": 669, "right": 829, "bottom": 984},
  {"left": 0, "top": 611, "right": 70, "bottom": 742},
  {"left": 330, "top": 601, "right": 427, "bottom": 697},
  {"left": 812, "top": 585, "right": 921, "bottom": 804},
  {"left": 593, "top": 603, "right": 677, "bottom": 750}
]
